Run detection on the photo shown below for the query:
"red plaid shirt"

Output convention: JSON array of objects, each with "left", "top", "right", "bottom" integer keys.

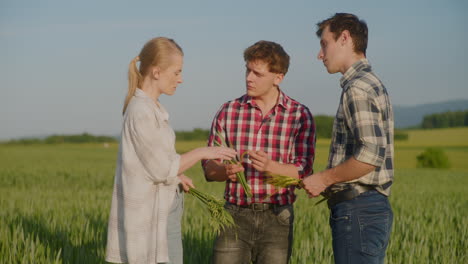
[{"left": 203, "top": 90, "right": 315, "bottom": 205}]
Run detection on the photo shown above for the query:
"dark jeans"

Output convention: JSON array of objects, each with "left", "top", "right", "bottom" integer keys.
[
  {"left": 329, "top": 190, "right": 393, "bottom": 264},
  {"left": 212, "top": 203, "right": 294, "bottom": 264}
]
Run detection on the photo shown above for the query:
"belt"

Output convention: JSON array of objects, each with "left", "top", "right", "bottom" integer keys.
[
  {"left": 227, "top": 202, "right": 280, "bottom": 211},
  {"left": 326, "top": 185, "right": 374, "bottom": 209}
]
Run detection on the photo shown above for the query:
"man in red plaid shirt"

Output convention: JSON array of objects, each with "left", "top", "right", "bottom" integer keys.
[{"left": 202, "top": 40, "right": 315, "bottom": 264}]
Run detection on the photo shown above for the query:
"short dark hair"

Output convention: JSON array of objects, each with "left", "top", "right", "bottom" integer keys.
[
  {"left": 316, "top": 13, "right": 368, "bottom": 55},
  {"left": 243, "top": 40, "right": 290, "bottom": 75}
]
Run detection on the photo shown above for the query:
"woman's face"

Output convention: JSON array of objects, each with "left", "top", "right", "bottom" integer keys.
[{"left": 158, "top": 54, "right": 183, "bottom": 96}]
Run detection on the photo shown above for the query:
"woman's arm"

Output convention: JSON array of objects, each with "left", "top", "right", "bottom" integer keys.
[{"left": 178, "top": 147, "right": 237, "bottom": 175}]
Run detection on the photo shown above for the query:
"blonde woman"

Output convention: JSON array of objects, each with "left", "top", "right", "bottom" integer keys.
[{"left": 105, "top": 37, "right": 236, "bottom": 264}]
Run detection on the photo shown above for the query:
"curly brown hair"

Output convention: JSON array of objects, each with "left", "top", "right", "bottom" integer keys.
[{"left": 243, "top": 40, "right": 290, "bottom": 75}]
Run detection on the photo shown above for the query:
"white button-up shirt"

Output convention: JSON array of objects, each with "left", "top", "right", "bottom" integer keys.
[{"left": 106, "top": 89, "right": 181, "bottom": 264}]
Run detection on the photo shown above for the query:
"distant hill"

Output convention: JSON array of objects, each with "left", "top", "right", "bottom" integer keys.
[{"left": 394, "top": 99, "right": 468, "bottom": 128}]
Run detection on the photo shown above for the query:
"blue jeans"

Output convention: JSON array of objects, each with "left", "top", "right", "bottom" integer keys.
[
  {"left": 329, "top": 190, "right": 393, "bottom": 264},
  {"left": 164, "top": 186, "right": 184, "bottom": 264}
]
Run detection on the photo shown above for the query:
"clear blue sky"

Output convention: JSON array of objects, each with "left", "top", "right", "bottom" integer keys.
[{"left": 1, "top": 0, "right": 467, "bottom": 140}]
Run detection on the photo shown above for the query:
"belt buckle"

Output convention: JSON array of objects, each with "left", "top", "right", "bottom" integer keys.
[
  {"left": 327, "top": 185, "right": 364, "bottom": 209},
  {"left": 251, "top": 203, "right": 265, "bottom": 211}
]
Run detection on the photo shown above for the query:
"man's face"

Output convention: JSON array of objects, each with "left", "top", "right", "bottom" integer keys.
[
  {"left": 245, "top": 60, "right": 283, "bottom": 98},
  {"left": 317, "top": 26, "right": 345, "bottom": 74}
]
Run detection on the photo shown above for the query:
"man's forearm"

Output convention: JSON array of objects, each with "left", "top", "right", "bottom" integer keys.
[
  {"left": 303, "top": 156, "right": 377, "bottom": 197},
  {"left": 267, "top": 161, "right": 300, "bottom": 179},
  {"left": 322, "top": 157, "right": 376, "bottom": 187},
  {"left": 205, "top": 158, "right": 300, "bottom": 181},
  {"left": 203, "top": 160, "right": 229, "bottom": 182}
]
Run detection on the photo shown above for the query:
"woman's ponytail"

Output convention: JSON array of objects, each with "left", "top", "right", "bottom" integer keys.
[{"left": 122, "top": 56, "right": 141, "bottom": 115}]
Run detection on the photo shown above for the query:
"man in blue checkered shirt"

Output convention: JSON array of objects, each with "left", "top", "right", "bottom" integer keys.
[{"left": 303, "top": 13, "right": 394, "bottom": 264}]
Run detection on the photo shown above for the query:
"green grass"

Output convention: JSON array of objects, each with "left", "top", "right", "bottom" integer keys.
[
  {"left": 394, "top": 127, "right": 468, "bottom": 170},
  {"left": 1, "top": 128, "right": 467, "bottom": 263},
  {"left": 398, "top": 127, "right": 468, "bottom": 148}
]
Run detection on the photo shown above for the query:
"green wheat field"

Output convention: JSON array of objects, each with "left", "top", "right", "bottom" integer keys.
[{"left": 1, "top": 128, "right": 467, "bottom": 263}]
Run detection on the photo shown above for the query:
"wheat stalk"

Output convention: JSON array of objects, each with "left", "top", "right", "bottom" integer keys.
[
  {"left": 188, "top": 188, "right": 236, "bottom": 234},
  {"left": 214, "top": 131, "right": 252, "bottom": 197},
  {"left": 264, "top": 173, "right": 304, "bottom": 188},
  {"left": 264, "top": 173, "right": 328, "bottom": 205}
]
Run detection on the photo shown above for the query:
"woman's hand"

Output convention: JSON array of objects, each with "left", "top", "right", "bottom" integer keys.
[
  {"left": 200, "top": 146, "right": 237, "bottom": 161},
  {"left": 178, "top": 174, "right": 194, "bottom": 192}
]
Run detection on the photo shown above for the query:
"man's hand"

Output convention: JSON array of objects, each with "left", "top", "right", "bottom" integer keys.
[
  {"left": 303, "top": 157, "right": 377, "bottom": 198},
  {"left": 302, "top": 172, "right": 329, "bottom": 198},
  {"left": 225, "top": 163, "right": 244, "bottom": 182},
  {"left": 247, "top": 150, "right": 300, "bottom": 179},
  {"left": 248, "top": 150, "right": 271, "bottom": 172},
  {"left": 204, "top": 160, "right": 245, "bottom": 182}
]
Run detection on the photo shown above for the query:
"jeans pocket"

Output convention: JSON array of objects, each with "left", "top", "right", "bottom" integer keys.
[
  {"left": 358, "top": 211, "right": 392, "bottom": 256},
  {"left": 275, "top": 206, "right": 293, "bottom": 226},
  {"left": 329, "top": 213, "right": 351, "bottom": 240}
]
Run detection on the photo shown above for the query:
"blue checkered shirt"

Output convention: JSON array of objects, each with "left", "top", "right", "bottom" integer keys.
[{"left": 326, "top": 58, "right": 394, "bottom": 196}]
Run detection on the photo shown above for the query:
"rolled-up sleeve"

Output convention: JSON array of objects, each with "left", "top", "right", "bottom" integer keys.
[
  {"left": 290, "top": 108, "right": 315, "bottom": 178},
  {"left": 124, "top": 109, "right": 180, "bottom": 185},
  {"left": 201, "top": 104, "right": 226, "bottom": 170},
  {"left": 343, "top": 87, "right": 386, "bottom": 167}
]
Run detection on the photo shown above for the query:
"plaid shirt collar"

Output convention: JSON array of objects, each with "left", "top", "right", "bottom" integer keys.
[
  {"left": 340, "top": 58, "right": 371, "bottom": 90},
  {"left": 241, "top": 88, "right": 289, "bottom": 111}
]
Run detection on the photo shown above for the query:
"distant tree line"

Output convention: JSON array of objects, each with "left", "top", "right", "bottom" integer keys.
[
  {"left": 313, "top": 115, "right": 408, "bottom": 140},
  {"left": 4, "top": 114, "right": 415, "bottom": 145},
  {"left": 314, "top": 115, "right": 334, "bottom": 139},
  {"left": 421, "top": 110, "right": 468, "bottom": 129},
  {"left": 5, "top": 133, "right": 117, "bottom": 145},
  {"left": 174, "top": 117, "right": 338, "bottom": 141},
  {"left": 173, "top": 116, "right": 409, "bottom": 141},
  {"left": 175, "top": 128, "right": 210, "bottom": 141},
  {"left": 44, "top": 133, "right": 117, "bottom": 143}
]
